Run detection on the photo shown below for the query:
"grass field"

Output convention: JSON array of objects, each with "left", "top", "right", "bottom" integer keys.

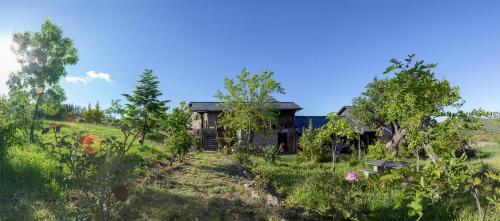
[
  {"left": 0, "top": 121, "right": 278, "bottom": 220},
  {"left": 1, "top": 119, "right": 499, "bottom": 220}
]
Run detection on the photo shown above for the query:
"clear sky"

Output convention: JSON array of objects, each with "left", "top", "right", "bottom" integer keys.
[{"left": 0, "top": 0, "right": 499, "bottom": 115}]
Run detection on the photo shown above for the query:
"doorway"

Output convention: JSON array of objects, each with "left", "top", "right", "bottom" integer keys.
[{"left": 278, "top": 132, "right": 288, "bottom": 152}]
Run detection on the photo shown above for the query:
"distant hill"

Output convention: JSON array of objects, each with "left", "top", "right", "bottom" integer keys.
[{"left": 473, "top": 118, "right": 500, "bottom": 144}]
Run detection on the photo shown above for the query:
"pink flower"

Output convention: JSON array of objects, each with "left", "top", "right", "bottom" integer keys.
[{"left": 345, "top": 171, "right": 358, "bottom": 182}]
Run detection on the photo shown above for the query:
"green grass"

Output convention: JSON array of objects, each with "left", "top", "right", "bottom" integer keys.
[
  {"left": 472, "top": 143, "right": 500, "bottom": 170},
  {"left": 1, "top": 122, "right": 278, "bottom": 220},
  {"left": 2, "top": 120, "right": 499, "bottom": 220},
  {"left": 123, "top": 152, "right": 274, "bottom": 220}
]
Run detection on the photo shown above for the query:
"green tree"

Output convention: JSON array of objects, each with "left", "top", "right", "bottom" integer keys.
[
  {"left": 316, "top": 113, "right": 356, "bottom": 173},
  {"left": 351, "top": 54, "right": 461, "bottom": 160},
  {"left": 7, "top": 19, "right": 78, "bottom": 142},
  {"left": 164, "top": 102, "right": 198, "bottom": 165},
  {"left": 215, "top": 68, "right": 285, "bottom": 148},
  {"left": 82, "top": 102, "right": 94, "bottom": 123},
  {"left": 122, "top": 69, "right": 169, "bottom": 146},
  {"left": 93, "top": 101, "right": 104, "bottom": 124},
  {"left": 298, "top": 120, "right": 324, "bottom": 163}
]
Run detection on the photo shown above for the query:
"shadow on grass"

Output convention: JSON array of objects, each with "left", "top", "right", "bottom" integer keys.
[
  {"left": 0, "top": 146, "right": 67, "bottom": 220},
  {"left": 122, "top": 186, "right": 268, "bottom": 221}
]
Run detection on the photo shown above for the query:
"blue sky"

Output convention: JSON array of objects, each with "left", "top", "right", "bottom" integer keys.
[{"left": 0, "top": 0, "right": 499, "bottom": 115}]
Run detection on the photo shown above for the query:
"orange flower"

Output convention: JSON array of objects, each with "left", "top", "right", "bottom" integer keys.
[{"left": 80, "top": 134, "right": 100, "bottom": 156}]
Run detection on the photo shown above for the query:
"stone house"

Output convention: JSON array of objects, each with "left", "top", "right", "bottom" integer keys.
[{"left": 189, "top": 102, "right": 302, "bottom": 153}]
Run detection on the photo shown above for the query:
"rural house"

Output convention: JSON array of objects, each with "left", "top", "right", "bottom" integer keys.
[{"left": 189, "top": 102, "right": 302, "bottom": 153}]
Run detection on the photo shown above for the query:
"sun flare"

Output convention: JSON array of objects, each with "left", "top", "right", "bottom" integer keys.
[{"left": 0, "top": 36, "right": 20, "bottom": 95}]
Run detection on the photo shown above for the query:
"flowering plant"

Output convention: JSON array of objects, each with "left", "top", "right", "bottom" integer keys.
[{"left": 345, "top": 171, "right": 358, "bottom": 182}]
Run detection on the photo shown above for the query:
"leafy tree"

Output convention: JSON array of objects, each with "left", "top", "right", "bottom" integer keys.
[
  {"left": 298, "top": 120, "right": 324, "bottom": 163},
  {"left": 122, "top": 69, "right": 169, "bottom": 146},
  {"left": 164, "top": 103, "right": 198, "bottom": 165},
  {"left": 7, "top": 19, "right": 78, "bottom": 142},
  {"left": 351, "top": 54, "right": 461, "bottom": 159},
  {"left": 0, "top": 91, "right": 32, "bottom": 147},
  {"left": 93, "top": 101, "right": 104, "bottom": 124},
  {"left": 316, "top": 113, "right": 356, "bottom": 173},
  {"left": 215, "top": 68, "right": 285, "bottom": 148}
]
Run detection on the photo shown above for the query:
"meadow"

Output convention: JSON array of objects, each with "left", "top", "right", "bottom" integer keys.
[{"left": 1, "top": 119, "right": 498, "bottom": 220}]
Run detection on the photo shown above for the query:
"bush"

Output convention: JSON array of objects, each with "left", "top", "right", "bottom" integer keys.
[
  {"left": 41, "top": 124, "right": 139, "bottom": 220},
  {"left": 165, "top": 131, "right": 197, "bottom": 165},
  {"left": 263, "top": 144, "right": 282, "bottom": 164},
  {"left": 233, "top": 147, "right": 252, "bottom": 167},
  {"left": 298, "top": 122, "right": 325, "bottom": 163},
  {"left": 284, "top": 171, "right": 365, "bottom": 219}
]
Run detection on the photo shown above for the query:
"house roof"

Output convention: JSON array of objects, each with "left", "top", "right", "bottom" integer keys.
[
  {"left": 295, "top": 116, "right": 329, "bottom": 133},
  {"left": 188, "top": 102, "right": 302, "bottom": 112},
  {"left": 337, "top": 106, "right": 377, "bottom": 133}
]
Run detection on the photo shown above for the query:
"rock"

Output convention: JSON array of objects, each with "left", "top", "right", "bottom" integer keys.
[{"left": 266, "top": 194, "right": 279, "bottom": 207}]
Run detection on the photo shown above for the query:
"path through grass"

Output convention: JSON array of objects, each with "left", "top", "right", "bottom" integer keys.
[{"left": 123, "top": 151, "right": 278, "bottom": 220}]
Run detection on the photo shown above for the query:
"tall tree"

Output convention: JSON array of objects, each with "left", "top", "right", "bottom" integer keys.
[
  {"left": 122, "top": 69, "right": 169, "bottom": 146},
  {"left": 93, "top": 101, "right": 104, "bottom": 124},
  {"left": 215, "top": 68, "right": 285, "bottom": 147},
  {"left": 7, "top": 19, "right": 78, "bottom": 142},
  {"left": 351, "top": 54, "right": 461, "bottom": 159},
  {"left": 82, "top": 102, "right": 94, "bottom": 123}
]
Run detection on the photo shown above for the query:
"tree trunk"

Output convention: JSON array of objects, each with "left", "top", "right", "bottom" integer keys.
[
  {"left": 424, "top": 144, "right": 438, "bottom": 164},
  {"left": 140, "top": 131, "right": 146, "bottom": 147},
  {"left": 472, "top": 187, "right": 484, "bottom": 221},
  {"left": 332, "top": 136, "right": 337, "bottom": 173},
  {"left": 30, "top": 95, "right": 42, "bottom": 143},
  {"left": 386, "top": 124, "right": 407, "bottom": 153},
  {"left": 415, "top": 150, "right": 420, "bottom": 173}
]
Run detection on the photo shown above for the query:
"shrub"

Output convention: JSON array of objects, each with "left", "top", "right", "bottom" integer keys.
[
  {"left": 233, "top": 147, "right": 252, "bottom": 167},
  {"left": 298, "top": 121, "right": 325, "bottom": 163},
  {"left": 284, "top": 171, "right": 365, "bottom": 219},
  {"left": 165, "top": 130, "right": 197, "bottom": 165},
  {"left": 41, "top": 123, "right": 140, "bottom": 220},
  {"left": 263, "top": 144, "right": 282, "bottom": 164}
]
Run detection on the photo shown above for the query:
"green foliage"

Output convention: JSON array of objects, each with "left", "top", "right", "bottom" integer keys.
[
  {"left": 123, "top": 69, "right": 169, "bottom": 146},
  {"left": 8, "top": 19, "right": 78, "bottom": 142},
  {"left": 285, "top": 171, "right": 364, "bottom": 219},
  {"left": 93, "top": 101, "right": 104, "bottom": 124},
  {"left": 164, "top": 104, "right": 198, "bottom": 165},
  {"left": 263, "top": 144, "right": 282, "bottom": 164},
  {"left": 316, "top": 113, "right": 356, "bottom": 172},
  {"left": 40, "top": 124, "right": 139, "bottom": 220},
  {"left": 215, "top": 68, "right": 285, "bottom": 146},
  {"left": 352, "top": 54, "right": 462, "bottom": 155},
  {"left": 0, "top": 92, "right": 31, "bottom": 147},
  {"left": 378, "top": 154, "right": 499, "bottom": 221},
  {"left": 298, "top": 121, "right": 325, "bottom": 163},
  {"left": 367, "top": 140, "right": 395, "bottom": 160},
  {"left": 233, "top": 147, "right": 252, "bottom": 167}
]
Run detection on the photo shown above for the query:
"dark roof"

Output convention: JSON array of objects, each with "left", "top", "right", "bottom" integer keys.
[
  {"left": 337, "top": 106, "right": 376, "bottom": 133},
  {"left": 189, "top": 102, "right": 302, "bottom": 112},
  {"left": 295, "top": 116, "right": 328, "bottom": 133}
]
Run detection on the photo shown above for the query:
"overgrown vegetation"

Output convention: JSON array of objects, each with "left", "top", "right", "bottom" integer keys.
[{"left": 1, "top": 20, "right": 498, "bottom": 221}]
